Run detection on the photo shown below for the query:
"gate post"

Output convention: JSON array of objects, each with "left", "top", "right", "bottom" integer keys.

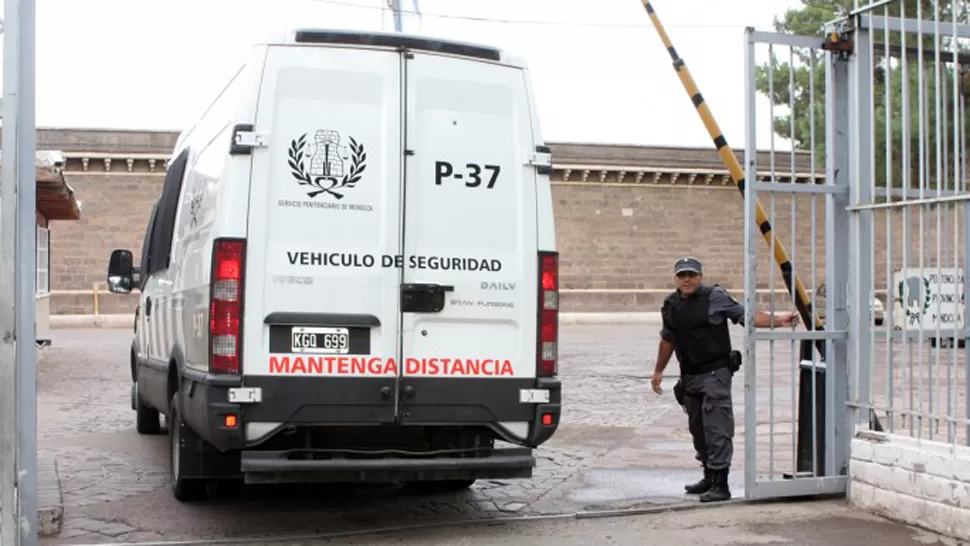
[
  {"left": 848, "top": 19, "right": 875, "bottom": 452},
  {"left": 824, "top": 20, "right": 853, "bottom": 478}
]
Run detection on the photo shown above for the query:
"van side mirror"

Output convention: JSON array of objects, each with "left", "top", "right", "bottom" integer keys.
[{"left": 107, "top": 249, "right": 135, "bottom": 294}]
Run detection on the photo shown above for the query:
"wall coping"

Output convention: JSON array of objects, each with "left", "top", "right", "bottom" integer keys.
[
  {"left": 58, "top": 150, "right": 827, "bottom": 186},
  {"left": 39, "top": 127, "right": 826, "bottom": 184}
]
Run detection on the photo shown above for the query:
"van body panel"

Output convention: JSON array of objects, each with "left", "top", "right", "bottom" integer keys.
[
  {"left": 241, "top": 44, "right": 405, "bottom": 424},
  {"left": 111, "top": 32, "right": 560, "bottom": 490},
  {"left": 397, "top": 52, "right": 539, "bottom": 438},
  {"left": 521, "top": 69, "right": 557, "bottom": 253}
]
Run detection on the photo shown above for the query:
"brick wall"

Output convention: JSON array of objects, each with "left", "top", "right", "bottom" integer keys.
[
  {"left": 42, "top": 128, "right": 175, "bottom": 315},
  {"left": 553, "top": 181, "right": 827, "bottom": 311},
  {"left": 42, "top": 128, "right": 966, "bottom": 316},
  {"left": 552, "top": 180, "right": 965, "bottom": 312},
  {"left": 49, "top": 172, "right": 163, "bottom": 314}
]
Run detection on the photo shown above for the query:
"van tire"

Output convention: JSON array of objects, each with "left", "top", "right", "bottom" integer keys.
[
  {"left": 169, "top": 392, "right": 208, "bottom": 502},
  {"left": 134, "top": 383, "right": 161, "bottom": 435}
]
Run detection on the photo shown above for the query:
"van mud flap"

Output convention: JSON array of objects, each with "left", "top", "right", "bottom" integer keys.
[{"left": 238, "top": 447, "right": 535, "bottom": 484}]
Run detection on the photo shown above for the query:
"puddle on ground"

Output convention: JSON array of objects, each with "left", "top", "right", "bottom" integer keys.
[{"left": 567, "top": 467, "right": 746, "bottom": 506}]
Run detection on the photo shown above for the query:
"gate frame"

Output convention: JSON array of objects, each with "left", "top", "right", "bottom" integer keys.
[
  {"left": 848, "top": 11, "right": 970, "bottom": 448},
  {"left": 742, "top": 27, "right": 853, "bottom": 500},
  {"left": 744, "top": 9, "right": 970, "bottom": 501}
]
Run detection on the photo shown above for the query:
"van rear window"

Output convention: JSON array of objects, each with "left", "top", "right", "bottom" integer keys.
[{"left": 293, "top": 30, "right": 502, "bottom": 62}]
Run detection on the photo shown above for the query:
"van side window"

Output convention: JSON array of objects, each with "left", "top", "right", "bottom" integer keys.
[
  {"left": 148, "top": 149, "right": 191, "bottom": 276},
  {"left": 138, "top": 201, "right": 160, "bottom": 291}
]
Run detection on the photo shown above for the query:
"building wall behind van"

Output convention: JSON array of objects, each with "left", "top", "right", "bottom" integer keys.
[
  {"left": 551, "top": 177, "right": 963, "bottom": 312},
  {"left": 39, "top": 128, "right": 173, "bottom": 316},
  {"left": 40, "top": 128, "right": 963, "bottom": 316}
]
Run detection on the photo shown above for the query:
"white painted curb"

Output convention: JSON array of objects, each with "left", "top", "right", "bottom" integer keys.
[
  {"left": 50, "top": 314, "right": 133, "bottom": 329},
  {"left": 559, "top": 312, "right": 662, "bottom": 324},
  {"left": 51, "top": 312, "right": 662, "bottom": 329}
]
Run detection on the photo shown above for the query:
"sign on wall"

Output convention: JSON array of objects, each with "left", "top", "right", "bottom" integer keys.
[{"left": 891, "top": 267, "right": 965, "bottom": 331}]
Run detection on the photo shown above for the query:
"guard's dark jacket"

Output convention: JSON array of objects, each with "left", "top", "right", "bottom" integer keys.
[{"left": 661, "top": 285, "right": 734, "bottom": 375}]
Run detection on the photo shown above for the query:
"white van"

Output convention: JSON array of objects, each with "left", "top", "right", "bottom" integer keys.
[{"left": 106, "top": 28, "right": 561, "bottom": 501}]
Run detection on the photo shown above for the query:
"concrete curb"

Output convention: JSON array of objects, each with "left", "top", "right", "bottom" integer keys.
[
  {"left": 51, "top": 314, "right": 133, "bottom": 329},
  {"left": 560, "top": 312, "right": 661, "bottom": 324},
  {"left": 51, "top": 313, "right": 662, "bottom": 329},
  {"left": 38, "top": 453, "right": 63, "bottom": 536}
]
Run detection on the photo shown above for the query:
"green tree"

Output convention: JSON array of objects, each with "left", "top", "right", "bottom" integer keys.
[{"left": 758, "top": 0, "right": 970, "bottom": 190}]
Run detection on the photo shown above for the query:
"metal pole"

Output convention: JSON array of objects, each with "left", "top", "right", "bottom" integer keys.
[
  {"left": 388, "top": 0, "right": 402, "bottom": 32},
  {"left": 1, "top": 0, "right": 38, "bottom": 543},
  {"left": 16, "top": 0, "right": 38, "bottom": 542},
  {"left": 0, "top": 0, "right": 22, "bottom": 541},
  {"left": 824, "top": 26, "right": 852, "bottom": 480},
  {"left": 0, "top": 2, "right": 17, "bottom": 544}
]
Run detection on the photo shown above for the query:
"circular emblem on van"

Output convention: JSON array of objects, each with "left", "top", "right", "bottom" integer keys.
[{"left": 287, "top": 129, "right": 367, "bottom": 200}]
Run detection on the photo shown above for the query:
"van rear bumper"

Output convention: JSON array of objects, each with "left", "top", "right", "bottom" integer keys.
[
  {"left": 239, "top": 446, "right": 534, "bottom": 484},
  {"left": 182, "top": 372, "right": 562, "bottom": 453}
]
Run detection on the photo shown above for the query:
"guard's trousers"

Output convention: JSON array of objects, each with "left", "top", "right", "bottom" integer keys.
[{"left": 682, "top": 365, "right": 735, "bottom": 471}]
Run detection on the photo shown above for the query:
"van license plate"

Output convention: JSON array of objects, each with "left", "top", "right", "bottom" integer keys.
[{"left": 291, "top": 327, "right": 350, "bottom": 354}]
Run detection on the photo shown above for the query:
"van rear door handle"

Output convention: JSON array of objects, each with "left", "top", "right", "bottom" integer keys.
[
  {"left": 401, "top": 283, "right": 453, "bottom": 313},
  {"left": 402, "top": 283, "right": 454, "bottom": 293}
]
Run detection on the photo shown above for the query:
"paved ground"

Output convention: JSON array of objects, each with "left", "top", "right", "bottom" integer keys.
[
  {"left": 33, "top": 322, "right": 962, "bottom": 545},
  {"left": 299, "top": 499, "right": 966, "bottom": 545}
]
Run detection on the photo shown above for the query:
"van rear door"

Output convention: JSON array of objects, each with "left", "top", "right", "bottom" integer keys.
[
  {"left": 241, "top": 43, "right": 404, "bottom": 425},
  {"left": 398, "top": 51, "right": 540, "bottom": 443}
]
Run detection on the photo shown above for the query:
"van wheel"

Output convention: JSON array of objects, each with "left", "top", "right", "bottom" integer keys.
[
  {"left": 405, "top": 479, "right": 476, "bottom": 494},
  {"left": 134, "top": 382, "right": 160, "bottom": 435},
  {"left": 169, "top": 392, "right": 208, "bottom": 502}
]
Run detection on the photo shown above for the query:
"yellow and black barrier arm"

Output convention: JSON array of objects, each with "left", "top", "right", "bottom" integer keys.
[{"left": 641, "top": 0, "right": 826, "bottom": 358}]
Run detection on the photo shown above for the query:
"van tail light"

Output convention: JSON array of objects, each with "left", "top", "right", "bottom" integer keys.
[
  {"left": 537, "top": 251, "right": 559, "bottom": 377},
  {"left": 210, "top": 238, "right": 245, "bottom": 374}
]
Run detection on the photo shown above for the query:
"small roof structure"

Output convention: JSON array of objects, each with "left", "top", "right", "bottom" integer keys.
[{"left": 0, "top": 150, "right": 81, "bottom": 221}]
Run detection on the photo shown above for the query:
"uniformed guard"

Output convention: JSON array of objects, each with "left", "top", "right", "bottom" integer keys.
[{"left": 650, "top": 256, "right": 798, "bottom": 502}]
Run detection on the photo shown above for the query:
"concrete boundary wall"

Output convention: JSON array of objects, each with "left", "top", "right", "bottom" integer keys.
[{"left": 848, "top": 430, "right": 970, "bottom": 542}]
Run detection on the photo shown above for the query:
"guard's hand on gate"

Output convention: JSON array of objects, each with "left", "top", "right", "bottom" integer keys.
[{"left": 651, "top": 371, "right": 663, "bottom": 395}]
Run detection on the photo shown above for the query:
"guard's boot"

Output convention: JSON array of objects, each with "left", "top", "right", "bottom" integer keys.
[
  {"left": 699, "top": 469, "right": 731, "bottom": 503},
  {"left": 684, "top": 467, "right": 712, "bottom": 494}
]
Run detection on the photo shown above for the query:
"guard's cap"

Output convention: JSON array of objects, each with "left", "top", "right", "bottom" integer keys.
[{"left": 674, "top": 256, "right": 703, "bottom": 275}]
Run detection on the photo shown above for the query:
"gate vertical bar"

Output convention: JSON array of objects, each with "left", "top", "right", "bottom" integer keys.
[
  {"left": 959, "top": 16, "right": 970, "bottom": 449},
  {"left": 743, "top": 26, "right": 758, "bottom": 496},
  {"left": 881, "top": 5, "right": 895, "bottom": 435},
  {"left": 825, "top": 27, "right": 852, "bottom": 477},
  {"left": 964, "top": 78, "right": 969, "bottom": 448},
  {"left": 849, "top": 20, "right": 874, "bottom": 437}
]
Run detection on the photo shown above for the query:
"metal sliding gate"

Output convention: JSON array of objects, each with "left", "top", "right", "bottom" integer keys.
[
  {"left": 742, "top": 28, "right": 851, "bottom": 499},
  {"left": 742, "top": 0, "right": 970, "bottom": 500}
]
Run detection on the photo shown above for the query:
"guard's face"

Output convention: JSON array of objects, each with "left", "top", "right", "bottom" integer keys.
[{"left": 676, "top": 271, "right": 701, "bottom": 295}]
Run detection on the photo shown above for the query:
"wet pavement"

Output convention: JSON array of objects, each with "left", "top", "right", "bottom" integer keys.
[
  {"left": 565, "top": 468, "right": 745, "bottom": 505},
  {"left": 149, "top": 499, "right": 961, "bottom": 545},
  {"left": 35, "top": 322, "right": 962, "bottom": 544}
]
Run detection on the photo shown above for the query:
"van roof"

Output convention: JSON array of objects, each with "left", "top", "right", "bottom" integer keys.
[{"left": 258, "top": 27, "right": 528, "bottom": 68}]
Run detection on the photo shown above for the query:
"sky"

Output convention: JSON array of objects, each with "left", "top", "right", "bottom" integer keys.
[{"left": 10, "top": 0, "right": 809, "bottom": 149}]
